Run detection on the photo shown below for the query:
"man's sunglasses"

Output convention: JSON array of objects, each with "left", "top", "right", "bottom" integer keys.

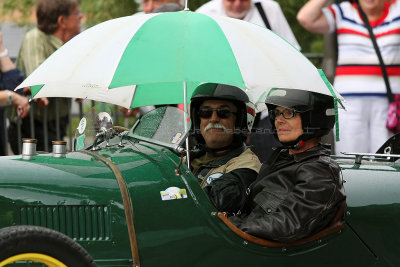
[{"left": 198, "top": 108, "right": 237, "bottom": 119}]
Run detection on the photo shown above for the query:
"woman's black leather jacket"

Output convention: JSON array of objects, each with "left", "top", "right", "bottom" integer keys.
[{"left": 230, "top": 144, "right": 346, "bottom": 242}]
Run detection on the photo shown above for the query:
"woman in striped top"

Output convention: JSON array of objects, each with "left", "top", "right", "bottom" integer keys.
[{"left": 297, "top": 0, "right": 400, "bottom": 154}]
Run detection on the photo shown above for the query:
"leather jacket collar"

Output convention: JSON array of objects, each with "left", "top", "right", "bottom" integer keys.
[{"left": 292, "top": 144, "right": 331, "bottom": 162}]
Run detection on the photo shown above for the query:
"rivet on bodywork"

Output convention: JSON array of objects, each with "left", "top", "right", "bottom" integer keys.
[
  {"left": 211, "top": 212, "right": 217, "bottom": 216},
  {"left": 346, "top": 211, "right": 351, "bottom": 216},
  {"left": 52, "top": 141, "right": 67, "bottom": 158},
  {"left": 22, "top": 138, "right": 37, "bottom": 160},
  {"left": 282, "top": 247, "right": 287, "bottom": 252},
  {"left": 243, "top": 240, "right": 248, "bottom": 245}
]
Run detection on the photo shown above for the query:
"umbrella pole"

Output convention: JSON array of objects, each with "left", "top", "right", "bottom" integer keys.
[{"left": 183, "top": 81, "right": 190, "bottom": 168}]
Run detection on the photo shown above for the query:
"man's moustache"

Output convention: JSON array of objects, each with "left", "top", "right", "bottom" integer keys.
[{"left": 205, "top": 123, "right": 227, "bottom": 132}]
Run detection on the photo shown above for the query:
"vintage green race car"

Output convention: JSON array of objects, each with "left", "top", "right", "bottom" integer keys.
[{"left": 0, "top": 105, "right": 399, "bottom": 267}]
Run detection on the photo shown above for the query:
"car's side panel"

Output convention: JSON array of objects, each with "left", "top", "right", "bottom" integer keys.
[
  {"left": 1, "top": 141, "right": 399, "bottom": 266},
  {"left": 107, "top": 142, "right": 387, "bottom": 266},
  {"left": 202, "top": 224, "right": 383, "bottom": 267},
  {"left": 0, "top": 152, "right": 133, "bottom": 264},
  {"left": 341, "top": 163, "right": 400, "bottom": 267}
]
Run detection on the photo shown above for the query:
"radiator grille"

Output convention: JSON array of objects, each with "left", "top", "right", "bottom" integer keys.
[{"left": 20, "top": 205, "right": 111, "bottom": 241}]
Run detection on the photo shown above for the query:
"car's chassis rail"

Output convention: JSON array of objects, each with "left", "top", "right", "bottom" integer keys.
[{"left": 340, "top": 152, "right": 400, "bottom": 165}]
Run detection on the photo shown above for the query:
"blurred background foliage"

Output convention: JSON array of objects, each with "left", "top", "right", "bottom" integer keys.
[
  {"left": 80, "top": 0, "right": 139, "bottom": 27},
  {"left": 276, "top": 0, "right": 324, "bottom": 53},
  {"left": 0, "top": 0, "right": 36, "bottom": 25},
  {"left": 0, "top": 0, "right": 322, "bottom": 53}
]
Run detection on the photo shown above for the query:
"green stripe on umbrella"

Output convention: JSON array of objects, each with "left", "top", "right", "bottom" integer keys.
[
  {"left": 31, "top": 85, "right": 45, "bottom": 98},
  {"left": 110, "top": 12, "right": 245, "bottom": 107}
]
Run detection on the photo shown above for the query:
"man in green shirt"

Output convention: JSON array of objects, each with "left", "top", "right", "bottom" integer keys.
[{"left": 10, "top": 0, "right": 83, "bottom": 153}]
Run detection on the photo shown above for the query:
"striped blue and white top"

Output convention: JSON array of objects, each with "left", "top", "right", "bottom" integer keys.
[{"left": 323, "top": 0, "right": 400, "bottom": 96}]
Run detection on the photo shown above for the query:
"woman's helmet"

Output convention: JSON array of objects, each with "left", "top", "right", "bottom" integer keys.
[
  {"left": 190, "top": 83, "right": 255, "bottom": 147},
  {"left": 265, "top": 88, "right": 335, "bottom": 147}
]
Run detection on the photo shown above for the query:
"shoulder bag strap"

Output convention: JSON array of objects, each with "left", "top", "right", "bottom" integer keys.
[
  {"left": 357, "top": 2, "right": 394, "bottom": 102},
  {"left": 254, "top": 2, "right": 271, "bottom": 30}
]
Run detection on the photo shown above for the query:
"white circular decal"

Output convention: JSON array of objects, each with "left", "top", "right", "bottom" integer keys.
[{"left": 77, "top": 117, "right": 87, "bottom": 134}]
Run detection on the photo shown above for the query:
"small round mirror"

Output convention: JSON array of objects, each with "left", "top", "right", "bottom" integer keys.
[{"left": 95, "top": 112, "right": 113, "bottom": 134}]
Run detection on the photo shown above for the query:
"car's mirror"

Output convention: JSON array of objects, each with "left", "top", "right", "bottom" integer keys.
[
  {"left": 94, "top": 112, "right": 113, "bottom": 134},
  {"left": 73, "top": 103, "right": 114, "bottom": 151},
  {"left": 129, "top": 106, "right": 191, "bottom": 153}
]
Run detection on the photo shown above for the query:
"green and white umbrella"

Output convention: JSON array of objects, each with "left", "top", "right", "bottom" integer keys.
[{"left": 17, "top": 11, "right": 344, "bottom": 110}]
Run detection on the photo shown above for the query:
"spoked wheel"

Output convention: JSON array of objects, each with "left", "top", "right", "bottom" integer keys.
[{"left": 0, "top": 225, "right": 96, "bottom": 267}]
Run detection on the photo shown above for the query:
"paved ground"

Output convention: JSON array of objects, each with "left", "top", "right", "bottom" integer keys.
[{"left": 1, "top": 22, "right": 30, "bottom": 60}]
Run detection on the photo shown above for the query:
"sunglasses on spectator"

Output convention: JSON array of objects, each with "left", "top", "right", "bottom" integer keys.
[
  {"left": 270, "top": 109, "right": 299, "bottom": 120},
  {"left": 198, "top": 108, "right": 237, "bottom": 119}
]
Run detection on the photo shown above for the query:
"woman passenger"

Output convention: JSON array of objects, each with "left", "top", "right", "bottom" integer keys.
[{"left": 230, "top": 88, "right": 346, "bottom": 242}]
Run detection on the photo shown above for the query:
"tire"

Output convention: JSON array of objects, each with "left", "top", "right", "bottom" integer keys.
[{"left": 0, "top": 225, "right": 96, "bottom": 267}]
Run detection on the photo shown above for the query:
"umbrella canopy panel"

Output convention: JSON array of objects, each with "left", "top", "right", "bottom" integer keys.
[
  {"left": 17, "top": 11, "right": 343, "bottom": 110},
  {"left": 110, "top": 12, "right": 245, "bottom": 107}
]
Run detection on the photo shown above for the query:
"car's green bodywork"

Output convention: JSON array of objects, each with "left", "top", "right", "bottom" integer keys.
[{"left": 0, "top": 133, "right": 399, "bottom": 266}]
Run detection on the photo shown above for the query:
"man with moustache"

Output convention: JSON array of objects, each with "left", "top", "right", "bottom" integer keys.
[{"left": 189, "top": 83, "right": 261, "bottom": 214}]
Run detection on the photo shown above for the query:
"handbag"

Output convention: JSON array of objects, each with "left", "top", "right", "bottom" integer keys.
[
  {"left": 386, "top": 94, "right": 400, "bottom": 133},
  {"left": 357, "top": 2, "right": 400, "bottom": 133}
]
